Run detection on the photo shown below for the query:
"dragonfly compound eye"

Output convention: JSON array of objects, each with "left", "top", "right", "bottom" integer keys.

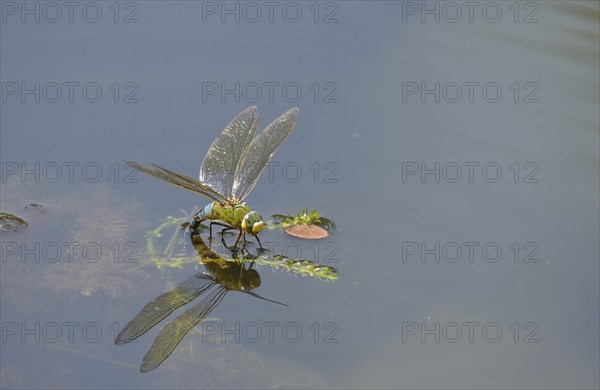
[{"left": 242, "top": 211, "right": 263, "bottom": 234}]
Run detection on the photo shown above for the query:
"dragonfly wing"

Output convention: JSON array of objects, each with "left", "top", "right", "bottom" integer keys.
[
  {"left": 127, "top": 162, "right": 228, "bottom": 203},
  {"left": 231, "top": 107, "right": 299, "bottom": 201},
  {"left": 199, "top": 106, "right": 259, "bottom": 200},
  {"left": 114, "top": 273, "right": 216, "bottom": 345},
  {"left": 139, "top": 286, "right": 228, "bottom": 373}
]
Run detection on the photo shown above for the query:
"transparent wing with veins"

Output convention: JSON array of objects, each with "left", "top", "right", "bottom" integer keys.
[
  {"left": 139, "top": 286, "right": 228, "bottom": 373},
  {"left": 231, "top": 107, "right": 299, "bottom": 201},
  {"left": 199, "top": 106, "right": 259, "bottom": 200},
  {"left": 126, "top": 162, "right": 228, "bottom": 203},
  {"left": 114, "top": 273, "right": 216, "bottom": 345}
]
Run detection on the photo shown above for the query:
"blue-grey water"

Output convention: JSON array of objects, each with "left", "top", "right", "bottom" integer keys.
[{"left": 1, "top": 1, "right": 598, "bottom": 388}]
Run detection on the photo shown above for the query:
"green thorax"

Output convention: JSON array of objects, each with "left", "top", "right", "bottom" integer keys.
[{"left": 212, "top": 202, "right": 251, "bottom": 228}]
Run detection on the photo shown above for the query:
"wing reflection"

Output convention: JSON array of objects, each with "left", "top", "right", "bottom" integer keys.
[{"left": 115, "top": 231, "right": 286, "bottom": 372}]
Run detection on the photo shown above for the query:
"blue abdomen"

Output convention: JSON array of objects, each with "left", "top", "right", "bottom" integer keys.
[
  {"left": 188, "top": 202, "right": 216, "bottom": 229},
  {"left": 197, "top": 202, "right": 216, "bottom": 221}
]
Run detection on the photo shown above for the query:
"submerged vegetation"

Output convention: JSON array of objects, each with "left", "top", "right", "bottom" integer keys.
[
  {"left": 0, "top": 204, "right": 46, "bottom": 232},
  {"left": 0, "top": 212, "right": 28, "bottom": 232},
  {"left": 1, "top": 180, "right": 149, "bottom": 302},
  {"left": 146, "top": 209, "right": 338, "bottom": 282},
  {"left": 260, "top": 255, "right": 338, "bottom": 281}
]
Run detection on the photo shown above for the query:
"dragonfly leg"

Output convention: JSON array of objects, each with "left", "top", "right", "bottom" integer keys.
[
  {"left": 219, "top": 227, "right": 238, "bottom": 250},
  {"left": 209, "top": 221, "right": 233, "bottom": 240},
  {"left": 233, "top": 230, "right": 244, "bottom": 249},
  {"left": 241, "top": 234, "right": 263, "bottom": 258},
  {"left": 253, "top": 234, "right": 263, "bottom": 251}
]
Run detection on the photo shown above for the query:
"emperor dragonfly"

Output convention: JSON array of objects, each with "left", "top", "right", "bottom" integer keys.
[{"left": 128, "top": 106, "right": 299, "bottom": 250}]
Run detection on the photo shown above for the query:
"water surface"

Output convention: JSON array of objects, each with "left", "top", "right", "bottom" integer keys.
[{"left": 1, "top": 1, "right": 598, "bottom": 388}]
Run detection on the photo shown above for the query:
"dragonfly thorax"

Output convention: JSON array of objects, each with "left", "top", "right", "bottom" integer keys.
[{"left": 210, "top": 202, "right": 264, "bottom": 235}]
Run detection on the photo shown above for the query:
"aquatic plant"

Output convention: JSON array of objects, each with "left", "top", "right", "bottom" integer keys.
[
  {"left": 145, "top": 215, "right": 338, "bottom": 282},
  {"left": 270, "top": 208, "right": 335, "bottom": 231}
]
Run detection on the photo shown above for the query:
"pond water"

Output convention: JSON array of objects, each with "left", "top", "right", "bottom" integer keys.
[{"left": 1, "top": 1, "right": 598, "bottom": 388}]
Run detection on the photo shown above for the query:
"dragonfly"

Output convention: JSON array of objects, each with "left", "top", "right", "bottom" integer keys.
[
  {"left": 128, "top": 106, "right": 299, "bottom": 251},
  {"left": 115, "top": 231, "right": 287, "bottom": 373}
]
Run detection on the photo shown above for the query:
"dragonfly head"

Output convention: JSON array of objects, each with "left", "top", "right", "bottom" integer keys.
[
  {"left": 240, "top": 268, "right": 261, "bottom": 290},
  {"left": 241, "top": 211, "right": 264, "bottom": 235}
]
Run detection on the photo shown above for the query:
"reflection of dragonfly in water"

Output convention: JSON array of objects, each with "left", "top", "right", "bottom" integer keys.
[
  {"left": 128, "top": 106, "right": 299, "bottom": 251},
  {"left": 115, "top": 231, "right": 287, "bottom": 373}
]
